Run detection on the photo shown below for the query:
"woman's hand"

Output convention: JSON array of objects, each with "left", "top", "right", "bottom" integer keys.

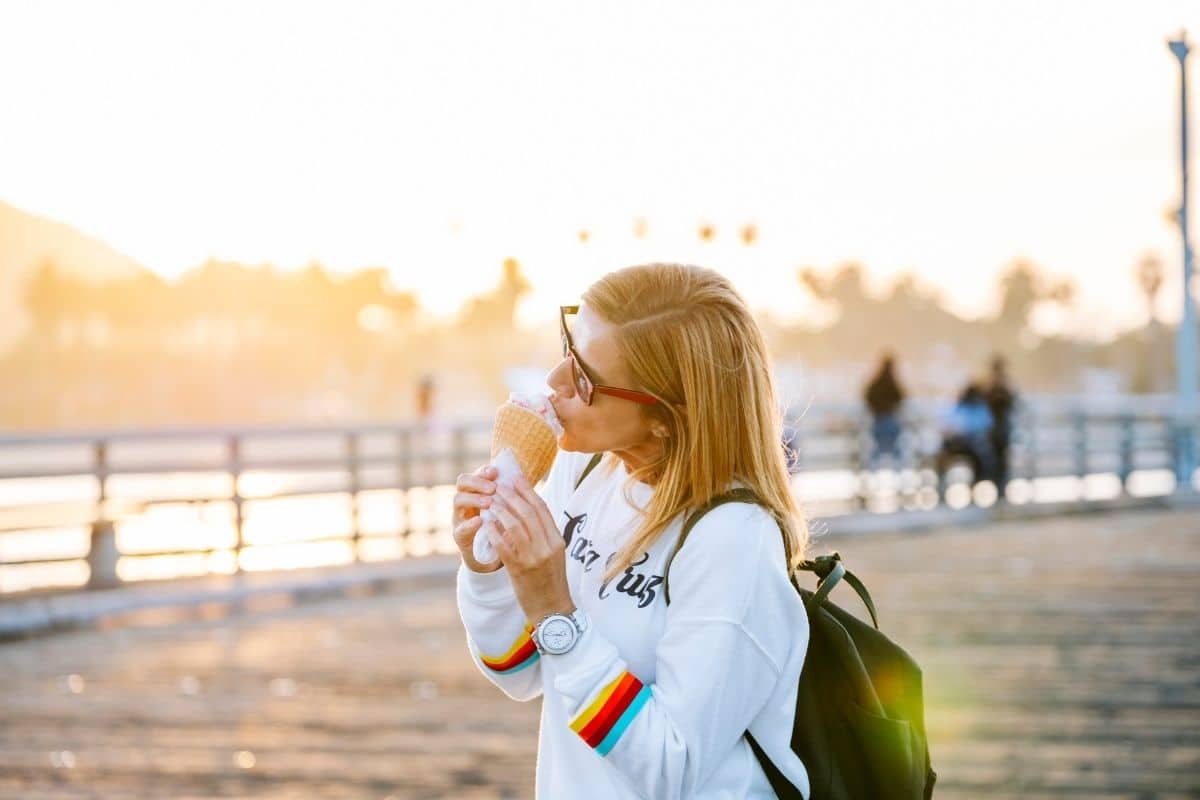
[
  {"left": 452, "top": 464, "right": 502, "bottom": 573},
  {"left": 487, "top": 473, "right": 575, "bottom": 625}
]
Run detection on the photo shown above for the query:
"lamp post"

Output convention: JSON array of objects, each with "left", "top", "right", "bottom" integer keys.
[{"left": 1168, "top": 30, "right": 1197, "bottom": 485}]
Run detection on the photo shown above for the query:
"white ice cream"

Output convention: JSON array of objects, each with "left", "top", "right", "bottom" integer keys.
[{"left": 505, "top": 391, "right": 564, "bottom": 437}]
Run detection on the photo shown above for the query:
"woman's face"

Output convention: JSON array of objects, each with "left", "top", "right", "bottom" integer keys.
[{"left": 547, "top": 304, "right": 667, "bottom": 470}]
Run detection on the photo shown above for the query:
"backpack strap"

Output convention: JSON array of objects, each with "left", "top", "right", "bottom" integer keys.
[
  {"left": 663, "top": 489, "right": 804, "bottom": 797},
  {"left": 795, "top": 551, "right": 880, "bottom": 629},
  {"left": 573, "top": 452, "right": 605, "bottom": 492},
  {"left": 661, "top": 496, "right": 883, "bottom": 797},
  {"left": 745, "top": 732, "right": 797, "bottom": 799},
  {"left": 663, "top": 498, "right": 881, "bottom": 630},
  {"left": 663, "top": 487, "right": 765, "bottom": 606}
]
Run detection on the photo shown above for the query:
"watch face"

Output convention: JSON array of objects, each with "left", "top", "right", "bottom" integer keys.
[{"left": 541, "top": 617, "right": 575, "bottom": 653}]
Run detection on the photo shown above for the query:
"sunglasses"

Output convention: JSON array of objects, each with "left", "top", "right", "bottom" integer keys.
[{"left": 560, "top": 305, "right": 663, "bottom": 406}]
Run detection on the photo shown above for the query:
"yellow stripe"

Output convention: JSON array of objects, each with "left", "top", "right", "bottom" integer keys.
[
  {"left": 480, "top": 624, "right": 535, "bottom": 666},
  {"left": 569, "top": 673, "right": 628, "bottom": 733}
]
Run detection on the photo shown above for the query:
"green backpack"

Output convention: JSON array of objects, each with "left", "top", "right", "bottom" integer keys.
[{"left": 574, "top": 453, "right": 938, "bottom": 800}]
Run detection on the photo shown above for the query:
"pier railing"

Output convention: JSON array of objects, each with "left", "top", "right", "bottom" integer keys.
[
  {"left": 0, "top": 401, "right": 1196, "bottom": 594},
  {"left": 0, "top": 421, "right": 492, "bottom": 594}
]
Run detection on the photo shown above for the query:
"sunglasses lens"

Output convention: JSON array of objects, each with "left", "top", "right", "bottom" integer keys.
[
  {"left": 574, "top": 360, "right": 591, "bottom": 404},
  {"left": 561, "top": 309, "right": 592, "bottom": 404}
]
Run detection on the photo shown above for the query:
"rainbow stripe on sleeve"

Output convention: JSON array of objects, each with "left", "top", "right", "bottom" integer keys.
[
  {"left": 478, "top": 624, "right": 540, "bottom": 675},
  {"left": 569, "top": 671, "right": 653, "bottom": 756}
]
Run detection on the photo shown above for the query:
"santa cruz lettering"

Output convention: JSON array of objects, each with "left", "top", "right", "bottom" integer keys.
[
  {"left": 561, "top": 511, "right": 663, "bottom": 610},
  {"left": 599, "top": 552, "right": 664, "bottom": 610},
  {"left": 562, "top": 511, "right": 603, "bottom": 572}
]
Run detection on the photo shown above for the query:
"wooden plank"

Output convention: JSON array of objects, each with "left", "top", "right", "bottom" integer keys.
[{"left": 0, "top": 508, "right": 1196, "bottom": 797}]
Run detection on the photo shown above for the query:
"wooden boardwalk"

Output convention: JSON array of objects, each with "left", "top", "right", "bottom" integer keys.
[{"left": 1, "top": 507, "right": 1198, "bottom": 799}]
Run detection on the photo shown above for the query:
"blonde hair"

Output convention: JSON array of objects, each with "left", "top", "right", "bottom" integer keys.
[{"left": 583, "top": 263, "right": 810, "bottom": 584}]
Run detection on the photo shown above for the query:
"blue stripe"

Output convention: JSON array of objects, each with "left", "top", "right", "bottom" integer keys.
[
  {"left": 495, "top": 652, "right": 540, "bottom": 675},
  {"left": 596, "top": 685, "right": 652, "bottom": 756}
]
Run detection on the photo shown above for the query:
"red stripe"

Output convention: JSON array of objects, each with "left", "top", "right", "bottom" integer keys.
[
  {"left": 484, "top": 638, "right": 536, "bottom": 672},
  {"left": 581, "top": 674, "right": 643, "bottom": 747},
  {"left": 576, "top": 673, "right": 639, "bottom": 743}
]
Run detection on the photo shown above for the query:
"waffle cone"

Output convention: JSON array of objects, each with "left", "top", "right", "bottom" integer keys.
[{"left": 491, "top": 402, "right": 559, "bottom": 484}]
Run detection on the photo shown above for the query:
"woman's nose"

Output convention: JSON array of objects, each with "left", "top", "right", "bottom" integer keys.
[{"left": 547, "top": 357, "right": 574, "bottom": 398}]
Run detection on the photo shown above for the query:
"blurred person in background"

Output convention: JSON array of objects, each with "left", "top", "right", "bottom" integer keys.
[
  {"left": 863, "top": 352, "right": 906, "bottom": 469},
  {"left": 938, "top": 382, "right": 996, "bottom": 487},
  {"left": 984, "top": 356, "right": 1018, "bottom": 499},
  {"left": 417, "top": 373, "right": 436, "bottom": 425}
]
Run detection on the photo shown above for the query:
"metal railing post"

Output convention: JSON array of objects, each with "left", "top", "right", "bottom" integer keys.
[
  {"left": 1072, "top": 411, "right": 1088, "bottom": 483},
  {"left": 87, "top": 439, "right": 120, "bottom": 589},
  {"left": 852, "top": 416, "right": 869, "bottom": 510},
  {"left": 229, "top": 435, "right": 245, "bottom": 574},
  {"left": 397, "top": 428, "right": 413, "bottom": 549},
  {"left": 1171, "top": 414, "right": 1195, "bottom": 491},
  {"left": 1023, "top": 409, "right": 1039, "bottom": 485},
  {"left": 347, "top": 431, "right": 361, "bottom": 560},
  {"left": 1118, "top": 414, "right": 1135, "bottom": 494}
]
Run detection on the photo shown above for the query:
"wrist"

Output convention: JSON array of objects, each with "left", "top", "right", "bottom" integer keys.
[{"left": 527, "top": 601, "right": 576, "bottom": 628}]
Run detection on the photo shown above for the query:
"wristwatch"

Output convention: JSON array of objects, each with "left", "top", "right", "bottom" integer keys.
[{"left": 532, "top": 608, "right": 590, "bottom": 655}]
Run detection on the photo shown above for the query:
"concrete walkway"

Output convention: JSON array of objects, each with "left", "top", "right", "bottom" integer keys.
[{"left": 1, "top": 507, "right": 1198, "bottom": 798}]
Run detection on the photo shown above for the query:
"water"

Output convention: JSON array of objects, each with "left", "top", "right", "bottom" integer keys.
[
  {"left": 0, "top": 463, "right": 1182, "bottom": 595},
  {"left": 0, "top": 464, "right": 461, "bottom": 594}
]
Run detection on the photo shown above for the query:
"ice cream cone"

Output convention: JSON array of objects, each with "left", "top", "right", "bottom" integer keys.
[
  {"left": 491, "top": 402, "right": 559, "bottom": 486},
  {"left": 473, "top": 394, "right": 562, "bottom": 566}
]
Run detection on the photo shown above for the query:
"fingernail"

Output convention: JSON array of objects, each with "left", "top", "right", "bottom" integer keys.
[{"left": 480, "top": 496, "right": 492, "bottom": 507}]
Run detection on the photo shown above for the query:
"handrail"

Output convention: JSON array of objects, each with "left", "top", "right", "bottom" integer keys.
[{"left": 0, "top": 402, "right": 1195, "bottom": 595}]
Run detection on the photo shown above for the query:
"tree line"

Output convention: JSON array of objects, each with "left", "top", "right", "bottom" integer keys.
[{"left": 0, "top": 252, "right": 1184, "bottom": 429}]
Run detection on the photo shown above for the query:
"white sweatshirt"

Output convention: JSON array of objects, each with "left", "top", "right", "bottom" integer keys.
[{"left": 456, "top": 449, "right": 811, "bottom": 799}]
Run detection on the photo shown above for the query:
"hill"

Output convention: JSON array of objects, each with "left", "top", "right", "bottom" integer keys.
[{"left": 0, "top": 201, "right": 149, "bottom": 352}]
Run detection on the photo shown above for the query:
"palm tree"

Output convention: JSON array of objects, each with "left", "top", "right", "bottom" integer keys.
[
  {"left": 23, "top": 258, "right": 67, "bottom": 342},
  {"left": 1135, "top": 252, "right": 1164, "bottom": 326}
]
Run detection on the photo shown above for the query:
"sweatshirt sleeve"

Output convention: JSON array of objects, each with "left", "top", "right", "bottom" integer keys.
[
  {"left": 455, "top": 449, "right": 595, "bottom": 702},
  {"left": 456, "top": 562, "right": 544, "bottom": 701},
  {"left": 540, "top": 503, "right": 795, "bottom": 799}
]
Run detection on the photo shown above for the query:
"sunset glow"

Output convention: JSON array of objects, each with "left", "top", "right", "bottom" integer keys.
[{"left": 1, "top": 1, "right": 1197, "bottom": 338}]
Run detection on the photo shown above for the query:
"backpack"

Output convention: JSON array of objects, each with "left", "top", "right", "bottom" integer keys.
[{"left": 574, "top": 453, "right": 937, "bottom": 800}]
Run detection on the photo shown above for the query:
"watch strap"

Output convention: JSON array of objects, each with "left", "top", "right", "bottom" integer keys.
[{"left": 532, "top": 609, "right": 587, "bottom": 654}]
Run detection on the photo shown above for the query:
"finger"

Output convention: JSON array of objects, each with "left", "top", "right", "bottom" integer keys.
[
  {"left": 455, "top": 471, "right": 497, "bottom": 496},
  {"left": 452, "top": 491, "right": 494, "bottom": 522},
  {"left": 504, "top": 479, "right": 559, "bottom": 554},
  {"left": 452, "top": 515, "right": 484, "bottom": 546},
  {"left": 509, "top": 478, "right": 559, "bottom": 547},
  {"left": 489, "top": 491, "right": 531, "bottom": 548},
  {"left": 500, "top": 481, "right": 541, "bottom": 550},
  {"left": 486, "top": 523, "right": 513, "bottom": 564}
]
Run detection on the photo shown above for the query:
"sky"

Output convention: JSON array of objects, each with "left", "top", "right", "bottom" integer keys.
[{"left": 1, "top": 0, "right": 1198, "bottom": 339}]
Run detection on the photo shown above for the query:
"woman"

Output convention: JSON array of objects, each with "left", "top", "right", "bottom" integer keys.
[{"left": 452, "top": 263, "right": 811, "bottom": 798}]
